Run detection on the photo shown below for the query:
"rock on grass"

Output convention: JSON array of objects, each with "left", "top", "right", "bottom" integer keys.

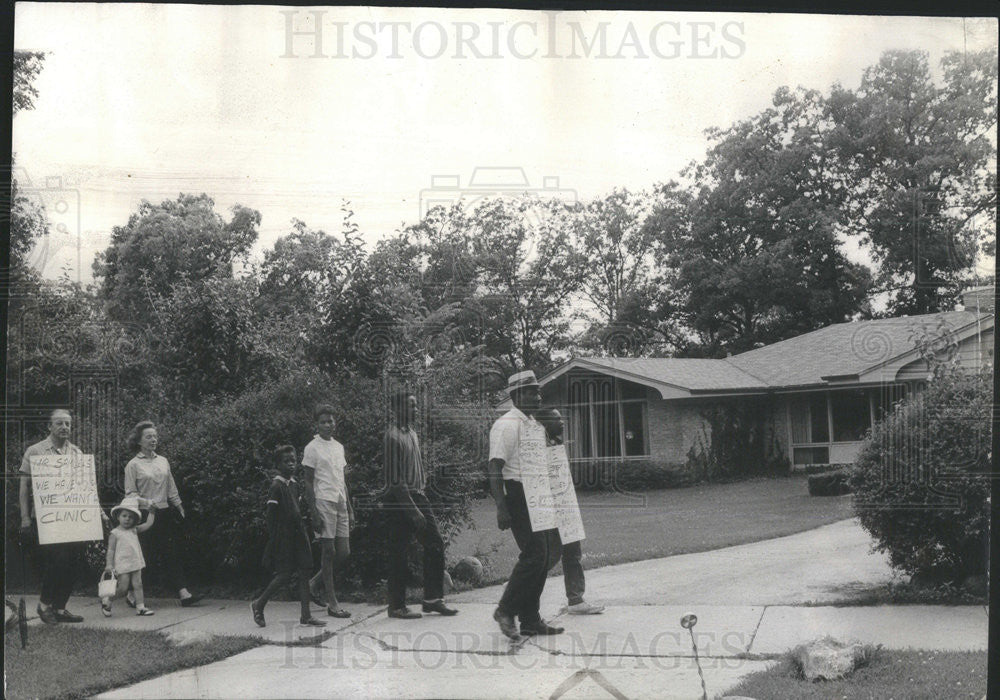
[{"left": 791, "top": 636, "right": 878, "bottom": 681}]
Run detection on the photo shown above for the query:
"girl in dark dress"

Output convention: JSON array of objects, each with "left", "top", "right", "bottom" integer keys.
[{"left": 250, "top": 445, "right": 326, "bottom": 628}]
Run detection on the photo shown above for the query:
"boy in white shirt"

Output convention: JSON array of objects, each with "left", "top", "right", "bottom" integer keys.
[{"left": 301, "top": 404, "right": 353, "bottom": 618}]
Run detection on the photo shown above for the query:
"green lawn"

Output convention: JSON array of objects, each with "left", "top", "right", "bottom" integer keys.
[
  {"left": 446, "top": 475, "right": 854, "bottom": 586},
  {"left": 724, "top": 649, "right": 987, "bottom": 699},
  {"left": 4, "top": 625, "right": 261, "bottom": 700}
]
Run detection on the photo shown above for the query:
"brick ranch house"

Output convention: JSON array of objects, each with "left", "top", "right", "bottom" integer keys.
[{"left": 532, "top": 287, "right": 994, "bottom": 472}]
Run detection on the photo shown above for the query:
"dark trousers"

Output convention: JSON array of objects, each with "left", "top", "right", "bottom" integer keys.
[
  {"left": 39, "top": 539, "right": 85, "bottom": 610},
  {"left": 562, "top": 540, "right": 585, "bottom": 606},
  {"left": 498, "top": 480, "right": 561, "bottom": 624},
  {"left": 387, "top": 491, "right": 445, "bottom": 610},
  {"left": 139, "top": 506, "right": 187, "bottom": 594}
]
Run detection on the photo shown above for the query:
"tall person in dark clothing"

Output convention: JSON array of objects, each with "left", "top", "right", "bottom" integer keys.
[{"left": 383, "top": 390, "right": 458, "bottom": 619}]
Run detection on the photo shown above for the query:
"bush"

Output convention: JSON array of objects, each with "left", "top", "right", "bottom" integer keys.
[
  {"left": 849, "top": 366, "right": 992, "bottom": 583},
  {"left": 571, "top": 459, "right": 693, "bottom": 491},
  {"left": 808, "top": 470, "right": 851, "bottom": 496},
  {"left": 161, "top": 368, "right": 481, "bottom": 591}
]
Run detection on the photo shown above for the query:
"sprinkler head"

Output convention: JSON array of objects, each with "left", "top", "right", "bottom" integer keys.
[{"left": 680, "top": 613, "right": 698, "bottom": 629}]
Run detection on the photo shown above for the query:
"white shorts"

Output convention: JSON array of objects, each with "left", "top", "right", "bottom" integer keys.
[{"left": 315, "top": 498, "right": 350, "bottom": 539}]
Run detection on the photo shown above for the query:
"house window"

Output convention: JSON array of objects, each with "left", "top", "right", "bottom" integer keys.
[
  {"left": 567, "top": 376, "right": 648, "bottom": 460},
  {"left": 871, "top": 384, "right": 908, "bottom": 422},
  {"left": 831, "top": 390, "right": 871, "bottom": 442},
  {"left": 790, "top": 393, "right": 830, "bottom": 465},
  {"left": 621, "top": 401, "right": 646, "bottom": 457},
  {"left": 790, "top": 394, "right": 828, "bottom": 444},
  {"left": 793, "top": 446, "right": 829, "bottom": 465}
]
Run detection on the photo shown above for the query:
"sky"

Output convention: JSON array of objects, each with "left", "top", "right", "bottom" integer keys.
[{"left": 12, "top": 4, "right": 998, "bottom": 283}]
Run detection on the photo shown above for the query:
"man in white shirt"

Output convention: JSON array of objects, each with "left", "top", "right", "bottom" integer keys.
[
  {"left": 302, "top": 404, "right": 354, "bottom": 618},
  {"left": 19, "top": 409, "right": 108, "bottom": 623},
  {"left": 489, "top": 371, "right": 563, "bottom": 639}
]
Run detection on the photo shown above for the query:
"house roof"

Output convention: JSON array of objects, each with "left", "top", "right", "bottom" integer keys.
[
  {"left": 727, "top": 310, "right": 988, "bottom": 387},
  {"left": 541, "top": 309, "right": 992, "bottom": 397},
  {"left": 564, "top": 357, "right": 767, "bottom": 391}
]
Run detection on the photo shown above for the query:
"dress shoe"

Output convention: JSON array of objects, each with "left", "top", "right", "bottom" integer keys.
[
  {"left": 493, "top": 607, "right": 519, "bottom": 639},
  {"left": 519, "top": 620, "right": 564, "bottom": 636},
  {"left": 387, "top": 606, "right": 422, "bottom": 619},
  {"left": 250, "top": 601, "right": 265, "bottom": 628},
  {"left": 179, "top": 594, "right": 204, "bottom": 607},
  {"left": 36, "top": 605, "right": 58, "bottom": 625},
  {"left": 54, "top": 609, "right": 83, "bottom": 623},
  {"left": 422, "top": 600, "right": 458, "bottom": 616}
]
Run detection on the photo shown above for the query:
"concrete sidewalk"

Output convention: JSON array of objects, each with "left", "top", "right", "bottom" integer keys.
[
  {"left": 27, "top": 596, "right": 986, "bottom": 655},
  {"left": 16, "top": 519, "right": 988, "bottom": 698},
  {"left": 80, "top": 601, "right": 986, "bottom": 699},
  {"left": 14, "top": 591, "right": 985, "bottom": 700},
  {"left": 452, "top": 518, "right": 900, "bottom": 607}
]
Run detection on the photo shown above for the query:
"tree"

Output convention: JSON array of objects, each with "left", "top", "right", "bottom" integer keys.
[
  {"left": 647, "top": 87, "right": 873, "bottom": 356},
  {"left": 13, "top": 50, "right": 45, "bottom": 115},
  {"left": 9, "top": 51, "right": 48, "bottom": 282},
  {"left": 571, "top": 186, "right": 695, "bottom": 357},
  {"left": 93, "top": 194, "right": 260, "bottom": 322},
  {"left": 8, "top": 177, "right": 50, "bottom": 280},
  {"left": 575, "top": 188, "right": 655, "bottom": 325},
  {"left": 467, "top": 196, "right": 588, "bottom": 376},
  {"left": 827, "top": 49, "right": 998, "bottom": 315},
  {"left": 146, "top": 276, "right": 274, "bottom": 402}
]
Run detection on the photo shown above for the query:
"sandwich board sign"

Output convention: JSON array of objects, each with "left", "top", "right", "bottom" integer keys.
[
  {"left": 546, "top": 443, "right": 585, "bottom": 544},
  {"left": 519, "top": 420, "right": 558, "bottom": 532},
  {"left": 30, "top": 454, "right": 103, "bottom": 544}
]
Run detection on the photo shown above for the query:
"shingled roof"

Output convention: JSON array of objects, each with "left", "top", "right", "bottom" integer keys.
[
  {"left": 569, "top": 357, "right": 766, "bottom": 391},
  {"left": 544, "top": 309, "right": 991, "bottom": 395},
  {"left": 726, "top": 310, "right": 987, "bottom": 388}
]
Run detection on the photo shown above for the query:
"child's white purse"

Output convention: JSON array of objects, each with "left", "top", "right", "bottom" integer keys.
[{"left": 98, "top": 570, "right": 117, "bottom": 598}]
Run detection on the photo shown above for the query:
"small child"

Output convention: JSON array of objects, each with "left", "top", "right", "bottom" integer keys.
[
  {"left": 534, "top": 408, "right": 605, "bottom": 616},
  {"left": 251, "top": 446, "right": 326, "bottom": 628},
  {"left": 103, "top": 496, "right": 156, "bottom": 616}
]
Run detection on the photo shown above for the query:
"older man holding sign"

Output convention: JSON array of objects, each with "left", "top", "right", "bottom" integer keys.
[
  {"left": 19, "top": 409, "right": 107, "bottom": 624},
  {"left": 489, "top": 371, "right": 563, "bottom": 639}
]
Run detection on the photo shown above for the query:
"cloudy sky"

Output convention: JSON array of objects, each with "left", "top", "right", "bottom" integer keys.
[{"left": 13, "top": 4, "right": 998, "bottom": 281}]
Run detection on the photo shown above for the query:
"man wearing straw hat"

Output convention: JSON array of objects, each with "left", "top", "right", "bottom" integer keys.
[{"left": 489, "top": 370, "right": 563, "bottom": 639}]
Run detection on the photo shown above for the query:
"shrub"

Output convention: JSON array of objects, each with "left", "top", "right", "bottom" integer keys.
[
  {"left": 849, "top": 366, "right": 992, "bottom": 583},
  {"left": 160, "top": 368, "right": 480, "bottom": 590},
  {"left": 570, "top": 459, "right": 693, "bottom": 491},
  {"left": 807, "top": 470, "right": 851, "bottom": 496}
]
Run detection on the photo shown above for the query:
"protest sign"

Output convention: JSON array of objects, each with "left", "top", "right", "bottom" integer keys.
[
  {"left": 30, "top": 454, "right": 103, "bottom": 544},
  {"left": 519, "top": 419, "right": 557, "bottom": 532},
  {"left": 547, "top": 444, "right": 585, "bottom": 544}
]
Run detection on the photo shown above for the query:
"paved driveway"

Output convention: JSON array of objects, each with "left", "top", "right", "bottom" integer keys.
[{"left": 450, "top": 518, "right": 898, "bottom": 606}]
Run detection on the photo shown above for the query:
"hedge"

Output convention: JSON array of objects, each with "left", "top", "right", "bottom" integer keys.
[{"left": 849, "top": 366, "right": 992, "bottom": 583}]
